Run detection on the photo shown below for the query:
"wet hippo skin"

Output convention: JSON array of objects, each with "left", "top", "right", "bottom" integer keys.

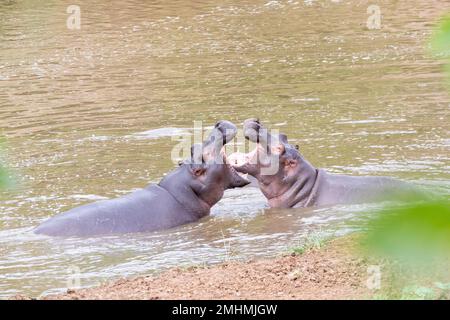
[
  {"left": 34, "top": 121, "right": 249, "bottom": 237},
  {"left": 229, "top": 119, "right": 422, "bottom": 208}
]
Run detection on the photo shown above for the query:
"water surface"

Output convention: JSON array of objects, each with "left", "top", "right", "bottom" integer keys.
[{"left": 0, "top": 0, "right": 449, "bottom": 298}]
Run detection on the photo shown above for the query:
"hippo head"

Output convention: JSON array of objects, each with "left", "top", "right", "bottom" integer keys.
[
  {"left": 170, "top": 120, "right": 250, "bottom": 208},
  {"left": 229, "top": 119, "right": 310, "bottom": 202}
]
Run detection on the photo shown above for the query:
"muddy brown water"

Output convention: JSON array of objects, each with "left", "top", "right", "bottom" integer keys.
[{"left": 0, "top": 0, "right": 449, "bottom": 298}]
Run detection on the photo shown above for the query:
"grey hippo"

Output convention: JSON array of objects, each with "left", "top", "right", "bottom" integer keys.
[
  {"left": 34, "top": 120, "right": 250, "bottom": 237},
  {"left": 229, "top": 119, "right": 422, "bottom": 208}
]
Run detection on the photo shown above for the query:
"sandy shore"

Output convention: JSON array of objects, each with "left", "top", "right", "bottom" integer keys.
[{"left": 33, "top": 234, "right": 375, "bottom": 300}]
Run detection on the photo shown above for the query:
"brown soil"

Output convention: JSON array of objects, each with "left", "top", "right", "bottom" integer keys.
[{"left": 40, "top": 234, "right": 374, "bottom": 300}]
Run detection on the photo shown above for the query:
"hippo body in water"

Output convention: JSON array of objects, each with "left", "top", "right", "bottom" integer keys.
[
  {"left": 35, "top": 121, "right": 249, "bottom": 237},
  {"left": 229, "top": 119, "right": 419, "bottom": 208},
  {"left": 284, "top": 169, "right": 411, "bottom": 208}
]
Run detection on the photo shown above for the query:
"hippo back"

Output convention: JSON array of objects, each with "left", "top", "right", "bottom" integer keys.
[{"left": 34, "top": 185, "right": 193, "bottom": 237}]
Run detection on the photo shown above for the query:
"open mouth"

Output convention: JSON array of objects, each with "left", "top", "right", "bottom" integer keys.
[
  {"left": 228, "top": 146, "right": 259, "bottom": 165},
  {"left": 223, "top": 150, "right": 250, "bottom": 183},
  {"left": 229, "top": 164, "right": 250, "bottom": 183}
]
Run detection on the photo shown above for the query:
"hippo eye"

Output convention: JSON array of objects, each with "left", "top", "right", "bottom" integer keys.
[
  {"left": 295, "top": 144, "right": 299, "bottom": 150},
  {"left": 178, "top": 161, "right": 183, "bottom": 166}
]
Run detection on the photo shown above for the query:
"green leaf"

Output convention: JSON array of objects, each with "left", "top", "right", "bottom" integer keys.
[
  {"left": 363, "top": 200, "right": 450, "bottom": 263},
  {"left": 0, "top": 164, "right": 14, "bottom": 189},
  {"left": 431, "top": 14, "right": 450, "bottom": 56}
]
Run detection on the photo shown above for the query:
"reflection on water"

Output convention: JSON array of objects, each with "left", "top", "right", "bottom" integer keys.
[{"left": 0, "top": 0, "right": 449, "bottom": 298}]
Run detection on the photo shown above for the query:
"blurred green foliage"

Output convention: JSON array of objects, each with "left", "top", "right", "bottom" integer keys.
[
  {"left": 431, "top": 13, "right": 450, "bottom": 87},
  {"left": 362, "top": 199, "right": 450, "bottom": 299},
  {"left": 364, "top": 201, "right": 450, "bottom": 262},
  {"left": 0, "top": 140, "right": 14, "bottom": 189},
  {"left": 431, "top": 13, "right": 450, "bottom": 56},
  {"left": 0, "top": 165, "right": 11, "bottom": 189}
]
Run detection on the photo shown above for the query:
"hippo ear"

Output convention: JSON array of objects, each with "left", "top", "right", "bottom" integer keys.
[{"left": 279, "top": 134, "right": 288, "bottom": 143}]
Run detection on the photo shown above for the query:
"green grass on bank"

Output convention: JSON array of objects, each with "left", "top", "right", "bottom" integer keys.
[{"left": 288, "top": 232, "right": 331, "bottom": 256}]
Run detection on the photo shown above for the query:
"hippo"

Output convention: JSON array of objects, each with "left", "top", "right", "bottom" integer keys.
[
  {"left": 34, "top": 120, "right": 250, "bottom": 237},
  {"left": 229, "top": 119, "right": 421, "bottom": 208}
]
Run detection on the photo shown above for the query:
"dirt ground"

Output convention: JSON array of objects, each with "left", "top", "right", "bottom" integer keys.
[{"left": 37, "top": 234, "right": 375, "bottom": 300}]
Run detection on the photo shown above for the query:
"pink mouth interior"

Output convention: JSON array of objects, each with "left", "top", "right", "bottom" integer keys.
[
  {"left": 227, "top": 147, "right": 259, "bottom": 166},
  {"left": 223, "top": 149, "right": 253, "bottom": 182},
  {"left": 227, "top": 152, "right": 248, "bottom": 167}
]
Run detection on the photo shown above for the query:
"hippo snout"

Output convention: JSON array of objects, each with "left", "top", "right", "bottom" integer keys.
[
  {"left": 214, "top": 120, "right": 237, "bottom": 144},
  {"left": 243, "top": 118, "right": 266, "bottom": 143}
]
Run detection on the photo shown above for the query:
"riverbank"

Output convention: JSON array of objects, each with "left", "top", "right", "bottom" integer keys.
[{"left": 39, "top": 234, "right": 375, "bottom": 300}]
